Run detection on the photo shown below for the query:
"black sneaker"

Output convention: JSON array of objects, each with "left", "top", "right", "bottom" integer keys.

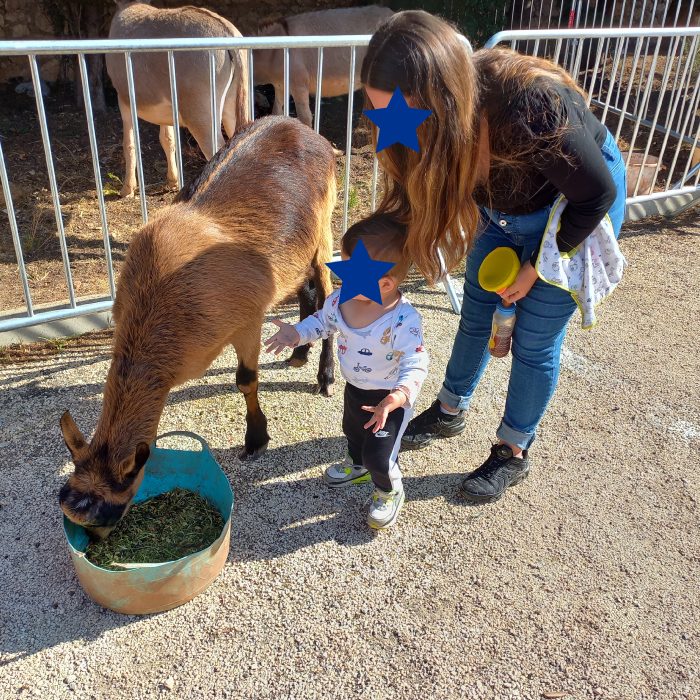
[
  {"left": 401, "top": 399, "right": 466, "bottom": 451},
  {"left": 459, "top": 444, "right": 530, "bottom": 503}
]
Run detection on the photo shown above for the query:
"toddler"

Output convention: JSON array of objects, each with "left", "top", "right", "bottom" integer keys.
[{"left": 265, "top": 213, "right": 429, "bottom": 529}]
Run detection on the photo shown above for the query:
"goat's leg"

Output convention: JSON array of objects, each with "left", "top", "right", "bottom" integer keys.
[
  {"left": 233, "top": 326, "right": 270, "bottom": 459},
  {"left": 118, "top": 97, "right": 137, "bottom": 198},
  {"left": 313, "top": 230, "right": 336, "bottom": 398},
  {"left": 159, "top": 125, "right": 179, "bottom": 190},
  {"left": 289, "top": 280, "right": 316, "bottom": 368}
]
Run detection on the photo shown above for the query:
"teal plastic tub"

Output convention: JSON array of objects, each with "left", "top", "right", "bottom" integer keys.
[{"left": 63, "top": 432, "right": 233, "bottom": 615}]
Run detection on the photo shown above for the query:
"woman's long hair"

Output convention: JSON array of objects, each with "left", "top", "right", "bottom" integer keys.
[
  {"left": 361, "top": 10, "right": 479, "bottom": 284},
  {"left": 362, "top": 12, "right": 587, "bottom": 283},
  {"left": 472, "top": 47, "right": 587, "bottom": 191}
]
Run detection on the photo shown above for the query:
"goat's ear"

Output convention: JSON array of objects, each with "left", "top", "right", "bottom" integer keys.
[
  {"left": 122, "top": 442, "right": 150, "bottom": 483},
  {"left": 60, "top": 411, "right": 88, "bottom": 460}
]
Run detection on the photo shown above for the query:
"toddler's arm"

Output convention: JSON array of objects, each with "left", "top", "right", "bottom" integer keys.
[
  {"left": 392, "top": 311, "right": 429, "bottom": 408},
  {"left": 293, "top": 291, "right": 339, "bottom": 345},
  {"left": 264, "top": 291, "right": 339, "bottom": 354}
]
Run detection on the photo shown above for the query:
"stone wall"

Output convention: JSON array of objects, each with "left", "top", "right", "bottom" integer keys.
[{"left": 0, "top": 0, "right": 365, "bottom": 84}]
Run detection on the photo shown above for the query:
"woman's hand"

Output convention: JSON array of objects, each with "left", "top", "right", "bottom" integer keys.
[
  {"left": 263, "top": 319, "right": 300, "bottom": 354},
  {"left": 362, "top": 390, "right": 407, "bottom": 433},
  {"left": 499, "top": 260, "right": 539, "bottom": 304}
]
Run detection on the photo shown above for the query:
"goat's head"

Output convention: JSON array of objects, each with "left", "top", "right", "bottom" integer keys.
[{"left": 58, "top": 411, "right": 150, "bottom": 541}]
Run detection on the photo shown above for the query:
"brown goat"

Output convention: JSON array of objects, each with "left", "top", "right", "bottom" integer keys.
[{"left": 59, "top": 116, "right": 336, "bottom": 540}]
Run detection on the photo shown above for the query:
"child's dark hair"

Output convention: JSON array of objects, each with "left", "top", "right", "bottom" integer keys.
[{"left": 342, "top": 213, "right": 411, "bottom": 283}]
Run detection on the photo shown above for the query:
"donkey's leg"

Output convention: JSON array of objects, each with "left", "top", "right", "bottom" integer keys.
[
  {"left": 188, "top": 117, "right": 224, "bottom": 162},
  {"left": 272, "top": 85, "right": 284, "bottom": 116},
  {"left": 233, "top": 324, "right": 270, "bottom": 459},
  {"left": 118, "top": 97, "right": 137, "bottom": 198},
  {"left": 289, "top": 280, "right": 316, "bottom": 368},
  {"left": 222, "top": 88, "right": 238, "bottom": 140},
  {"left": 159, "top": 125, "right": 179, "bottom": 190},
  {"left": 292, "top": 85, "right": 313, "bottom": 128}
]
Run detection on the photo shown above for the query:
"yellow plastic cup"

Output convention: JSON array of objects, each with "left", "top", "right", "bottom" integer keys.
[{"left": 478, "top": 247, "right": 521, "bottom": 294}]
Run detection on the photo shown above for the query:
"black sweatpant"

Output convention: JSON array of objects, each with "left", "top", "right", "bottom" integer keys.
[{"left": 342, "top": 383, "right": 409, "bottom": 493}]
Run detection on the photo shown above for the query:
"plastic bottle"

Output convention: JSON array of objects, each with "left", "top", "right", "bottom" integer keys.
[{"left": 488, "top": 301, "right": 516, "bottom": 358}]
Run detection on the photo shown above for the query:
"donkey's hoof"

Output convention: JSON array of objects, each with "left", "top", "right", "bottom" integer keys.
[
  {"left": 313, "top": 382, "right": 334, "bottom": 397},
  {"left": 241, "top": 442, "right": 269, "bottom": 460},
  {"left": 288, "top": 356, "right": 308, "bottom": 368}
]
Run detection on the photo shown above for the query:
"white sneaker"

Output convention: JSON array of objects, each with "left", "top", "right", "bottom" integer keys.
[
  {"left": 323, "top": 454, "right": 371, "bottom": 488},
  {"left": 367, "top": 485, "right": 405, "bottom": 529}
]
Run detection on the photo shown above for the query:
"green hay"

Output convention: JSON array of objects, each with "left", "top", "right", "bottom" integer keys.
[{"left": 85, "top": 488, "right": 225, "bottom": 571}]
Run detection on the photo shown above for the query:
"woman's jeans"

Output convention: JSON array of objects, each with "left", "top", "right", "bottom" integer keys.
[{"left": 437, "top": 128, "right": 627, "bottom": 451}]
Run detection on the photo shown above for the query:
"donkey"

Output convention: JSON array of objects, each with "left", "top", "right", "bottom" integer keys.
[
  {"left": 254, "top": 6, "right": 393, "bottom": 129},
  {"left": 59, "top": 116, "right": 336, "bottom": 540},
  {"left": 106, "top": 0, "right": 249, "bottom": 198}
]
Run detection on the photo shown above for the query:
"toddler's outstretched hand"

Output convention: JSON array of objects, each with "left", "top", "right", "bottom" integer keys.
[
  {"left": 264, "top": 319, "right": 301, "bottom": 355},
  {"left": 362, "top": 389, "right": 408, "bottom": 433}
]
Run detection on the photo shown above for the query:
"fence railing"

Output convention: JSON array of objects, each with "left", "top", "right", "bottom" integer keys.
[
  {"left": 1, "top": 27, "right": 699, "bottom": 332},
  {"left": 0, "top": 35, "right": 376, "bottom": 332},
  {"left": 486, "top": 27, "right": 700, "bottom": 215},
  {"left": 501, "top": 0, "right": 698, "bottom": 39}
]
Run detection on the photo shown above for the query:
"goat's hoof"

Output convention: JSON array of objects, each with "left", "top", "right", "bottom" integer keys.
[
  {"left": 241, "top": 442, "right": 269, "bottom": 460},
  {"left": 287, "top": 356, "right": 308, "bottom": 368},
  {"left": 120, "top": 188, "right": 135, "bottom": 199},
  {"left": 313, "top": 382, "right": 334, "bottom": 397}
]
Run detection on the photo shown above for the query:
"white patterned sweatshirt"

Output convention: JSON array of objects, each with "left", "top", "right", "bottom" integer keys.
[{"left": 294, "top": 289, "right": 429, "bottom": 409}]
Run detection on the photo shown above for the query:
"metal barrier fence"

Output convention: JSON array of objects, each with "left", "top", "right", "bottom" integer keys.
[
  {"left": 1, "top": 27, "right": 699, "bottom": 332},
  {"left": 0, "top": 35, "right": 377, "bottom": 333},
  {"left": 486, "top": 27, "right": 700, "bottom": 220},
  {"left": 502, "top": 0, "right": 697, "bottom": 39}
]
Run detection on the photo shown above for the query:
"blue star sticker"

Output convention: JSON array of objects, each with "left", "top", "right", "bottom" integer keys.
[
  {"left": 326, "top": 240, "right": 395, "bottom": 305},
  {"left": 363, "top": 87, "right": 433, "bottom": 153}
]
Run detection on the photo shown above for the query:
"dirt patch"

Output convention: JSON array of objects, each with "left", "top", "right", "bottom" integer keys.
[{"left": 0, "top": 327, "right": 113, "bottom": 363}]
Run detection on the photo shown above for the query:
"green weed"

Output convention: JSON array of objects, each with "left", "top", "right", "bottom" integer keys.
[
  {"left": 103, "top": 172, "right": 122, "bottom": 196},
  {"left": 21, "top": 208, "right": 52, "bottom": 255},
  {"left": 38, "top": 333, "right": 81, "bottom": 352}
]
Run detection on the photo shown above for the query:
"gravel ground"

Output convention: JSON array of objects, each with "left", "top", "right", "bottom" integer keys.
[{"left": 1, "top": 215, "right": 699, "bottom": 700}]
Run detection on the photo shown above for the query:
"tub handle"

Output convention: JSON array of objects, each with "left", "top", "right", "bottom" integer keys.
[{"left": 153, "top": 431, "right": 211, "bottom": 453}]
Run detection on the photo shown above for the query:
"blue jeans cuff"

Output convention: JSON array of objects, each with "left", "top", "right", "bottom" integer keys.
[
  {"left": 437, "top": 385, "right": 472, "bottom": 411},
  {"left": 496, "top": 420, "right": 535, "bottom": 451}
]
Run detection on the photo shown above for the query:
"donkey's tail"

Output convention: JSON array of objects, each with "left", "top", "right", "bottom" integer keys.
[{"left": 228, "top": 49, "right": 250, "bottom": 129}]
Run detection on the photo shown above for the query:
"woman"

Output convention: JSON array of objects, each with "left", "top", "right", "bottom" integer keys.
[{"left": 361, "top": 11, "right": 627, "bottom": 504}]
